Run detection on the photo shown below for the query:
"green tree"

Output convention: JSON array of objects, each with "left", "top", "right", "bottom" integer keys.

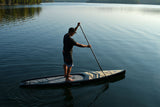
[{"left": 0, "top": 0, "right": 42, "bottom": 5}]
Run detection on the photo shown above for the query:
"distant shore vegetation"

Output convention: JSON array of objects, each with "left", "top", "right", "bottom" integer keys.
[
  {"left": 1, "top": 0, "right": 160, "bottom": 5},
  {"left": 0, "top": 0, "right": 42, "bottom": 5},
  {"left": 42, "top": 0, "right": 54, "bottom": 2},
  {"left": 87, "top": 0, "right": 139, "bottom": 4},
  {"left": 54, "top": 0, "right": 160, "bottom": 5}
]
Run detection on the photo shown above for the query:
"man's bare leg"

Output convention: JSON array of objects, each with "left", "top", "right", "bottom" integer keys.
[
  {"left": 68, "top": 66, "right": 72, "bottom": 77},
  {"left": 64, "top": 64, "right": 72, "bottom": 77},
  {"left": 63, "top": 64, "right": 68, "bottom": 77},
  {"left": 66, "top": 66, "right": 73, "bottom": 81}
]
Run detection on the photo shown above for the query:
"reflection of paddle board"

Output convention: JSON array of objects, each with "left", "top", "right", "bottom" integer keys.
[{"left": 20, "top": 70, "right": 126, "bottom": 88}]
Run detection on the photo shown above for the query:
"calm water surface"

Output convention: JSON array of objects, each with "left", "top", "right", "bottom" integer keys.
[{"left": 0, "top": 3, "right": 160, "bottom": 107}]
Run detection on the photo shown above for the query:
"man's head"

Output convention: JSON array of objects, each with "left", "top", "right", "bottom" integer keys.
[{"left": 68, "top": 27, "right": 76, "bottom": 36}]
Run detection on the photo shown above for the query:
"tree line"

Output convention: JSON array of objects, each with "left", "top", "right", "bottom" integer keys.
[
  {"left": 0, "top": 0, "right": 42, "bottom": 5},
  {"left": 87, "top": 0, "right": 139, "bottom": 4},
  {"left": 42, "top": 0, "right": 54, "bottom": 2}
]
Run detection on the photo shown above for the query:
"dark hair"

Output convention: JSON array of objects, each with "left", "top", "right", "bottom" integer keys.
[{"left": 68, "top": 27, "right": 75, "bottom": 33}]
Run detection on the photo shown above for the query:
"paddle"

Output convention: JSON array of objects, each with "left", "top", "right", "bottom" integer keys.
[{"left": 79, "top": 25, "right": 107, "bottom": 77}]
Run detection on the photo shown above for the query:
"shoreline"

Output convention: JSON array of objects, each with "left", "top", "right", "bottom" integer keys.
[
  {"left": 0, "top": 2, "right": 160, "bottom": 6},
  {"left": 0, "top": 3, "right": 41, "bottom": 6}
]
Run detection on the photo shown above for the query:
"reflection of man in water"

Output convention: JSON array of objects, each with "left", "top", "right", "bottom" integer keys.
[
  {"left": 64, "top": 88, "right": 73, "bottom": 107},
  {"left": 63, "top": 22, "right": 91, "bottom": 81}
]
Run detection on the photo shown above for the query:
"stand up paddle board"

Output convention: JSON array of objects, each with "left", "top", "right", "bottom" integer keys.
[{"left": 20, "top": 70, "right": 126, "bottom": 88}]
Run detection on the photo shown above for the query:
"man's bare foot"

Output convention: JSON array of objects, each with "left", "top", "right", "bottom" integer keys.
[
  {"left": 66, "top": 78, "right": 74, "bottom": 82},
  {"left": 64, "top": 75, "right": 72, "bottom": 77}
]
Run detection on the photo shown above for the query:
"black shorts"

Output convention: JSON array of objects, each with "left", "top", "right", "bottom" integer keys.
[{"left": 63, "top": 51, "right": 73, "bottom": 67}]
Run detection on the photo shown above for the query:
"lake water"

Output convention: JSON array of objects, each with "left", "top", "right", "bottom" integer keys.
[{"left": 0, "top": 2, "right": 160, "bottom": 107}]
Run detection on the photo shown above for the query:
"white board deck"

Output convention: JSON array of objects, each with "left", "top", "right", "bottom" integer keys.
[
  {"left": 26, "top": 75, "right": 84, "bottom": 85},
  {"left": 21, "top": 70, "right": 125, "bottom": 86},
  {"left": 83, "top": 70, "right": 123, "bottom": 80}
]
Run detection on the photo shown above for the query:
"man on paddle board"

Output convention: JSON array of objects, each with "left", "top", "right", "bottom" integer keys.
[{"left": 63, "top": 22, "right": 91, "bottom": 81}]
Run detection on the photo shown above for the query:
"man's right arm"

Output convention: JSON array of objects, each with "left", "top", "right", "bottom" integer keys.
[
  {"left": 75, "top": 43, "right": 91, "bottom": 48},
  {"left": 75, "top": 22, "right": 80, "bottom": 32}
]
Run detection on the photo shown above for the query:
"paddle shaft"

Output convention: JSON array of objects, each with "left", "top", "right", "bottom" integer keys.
[{"left": 79, "top": 25, "right": 106, "bottom": 77}]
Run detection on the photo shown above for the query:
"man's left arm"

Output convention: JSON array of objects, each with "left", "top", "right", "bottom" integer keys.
[{"left": 75, "top": 43, "right": 91, "bottom": 48}]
